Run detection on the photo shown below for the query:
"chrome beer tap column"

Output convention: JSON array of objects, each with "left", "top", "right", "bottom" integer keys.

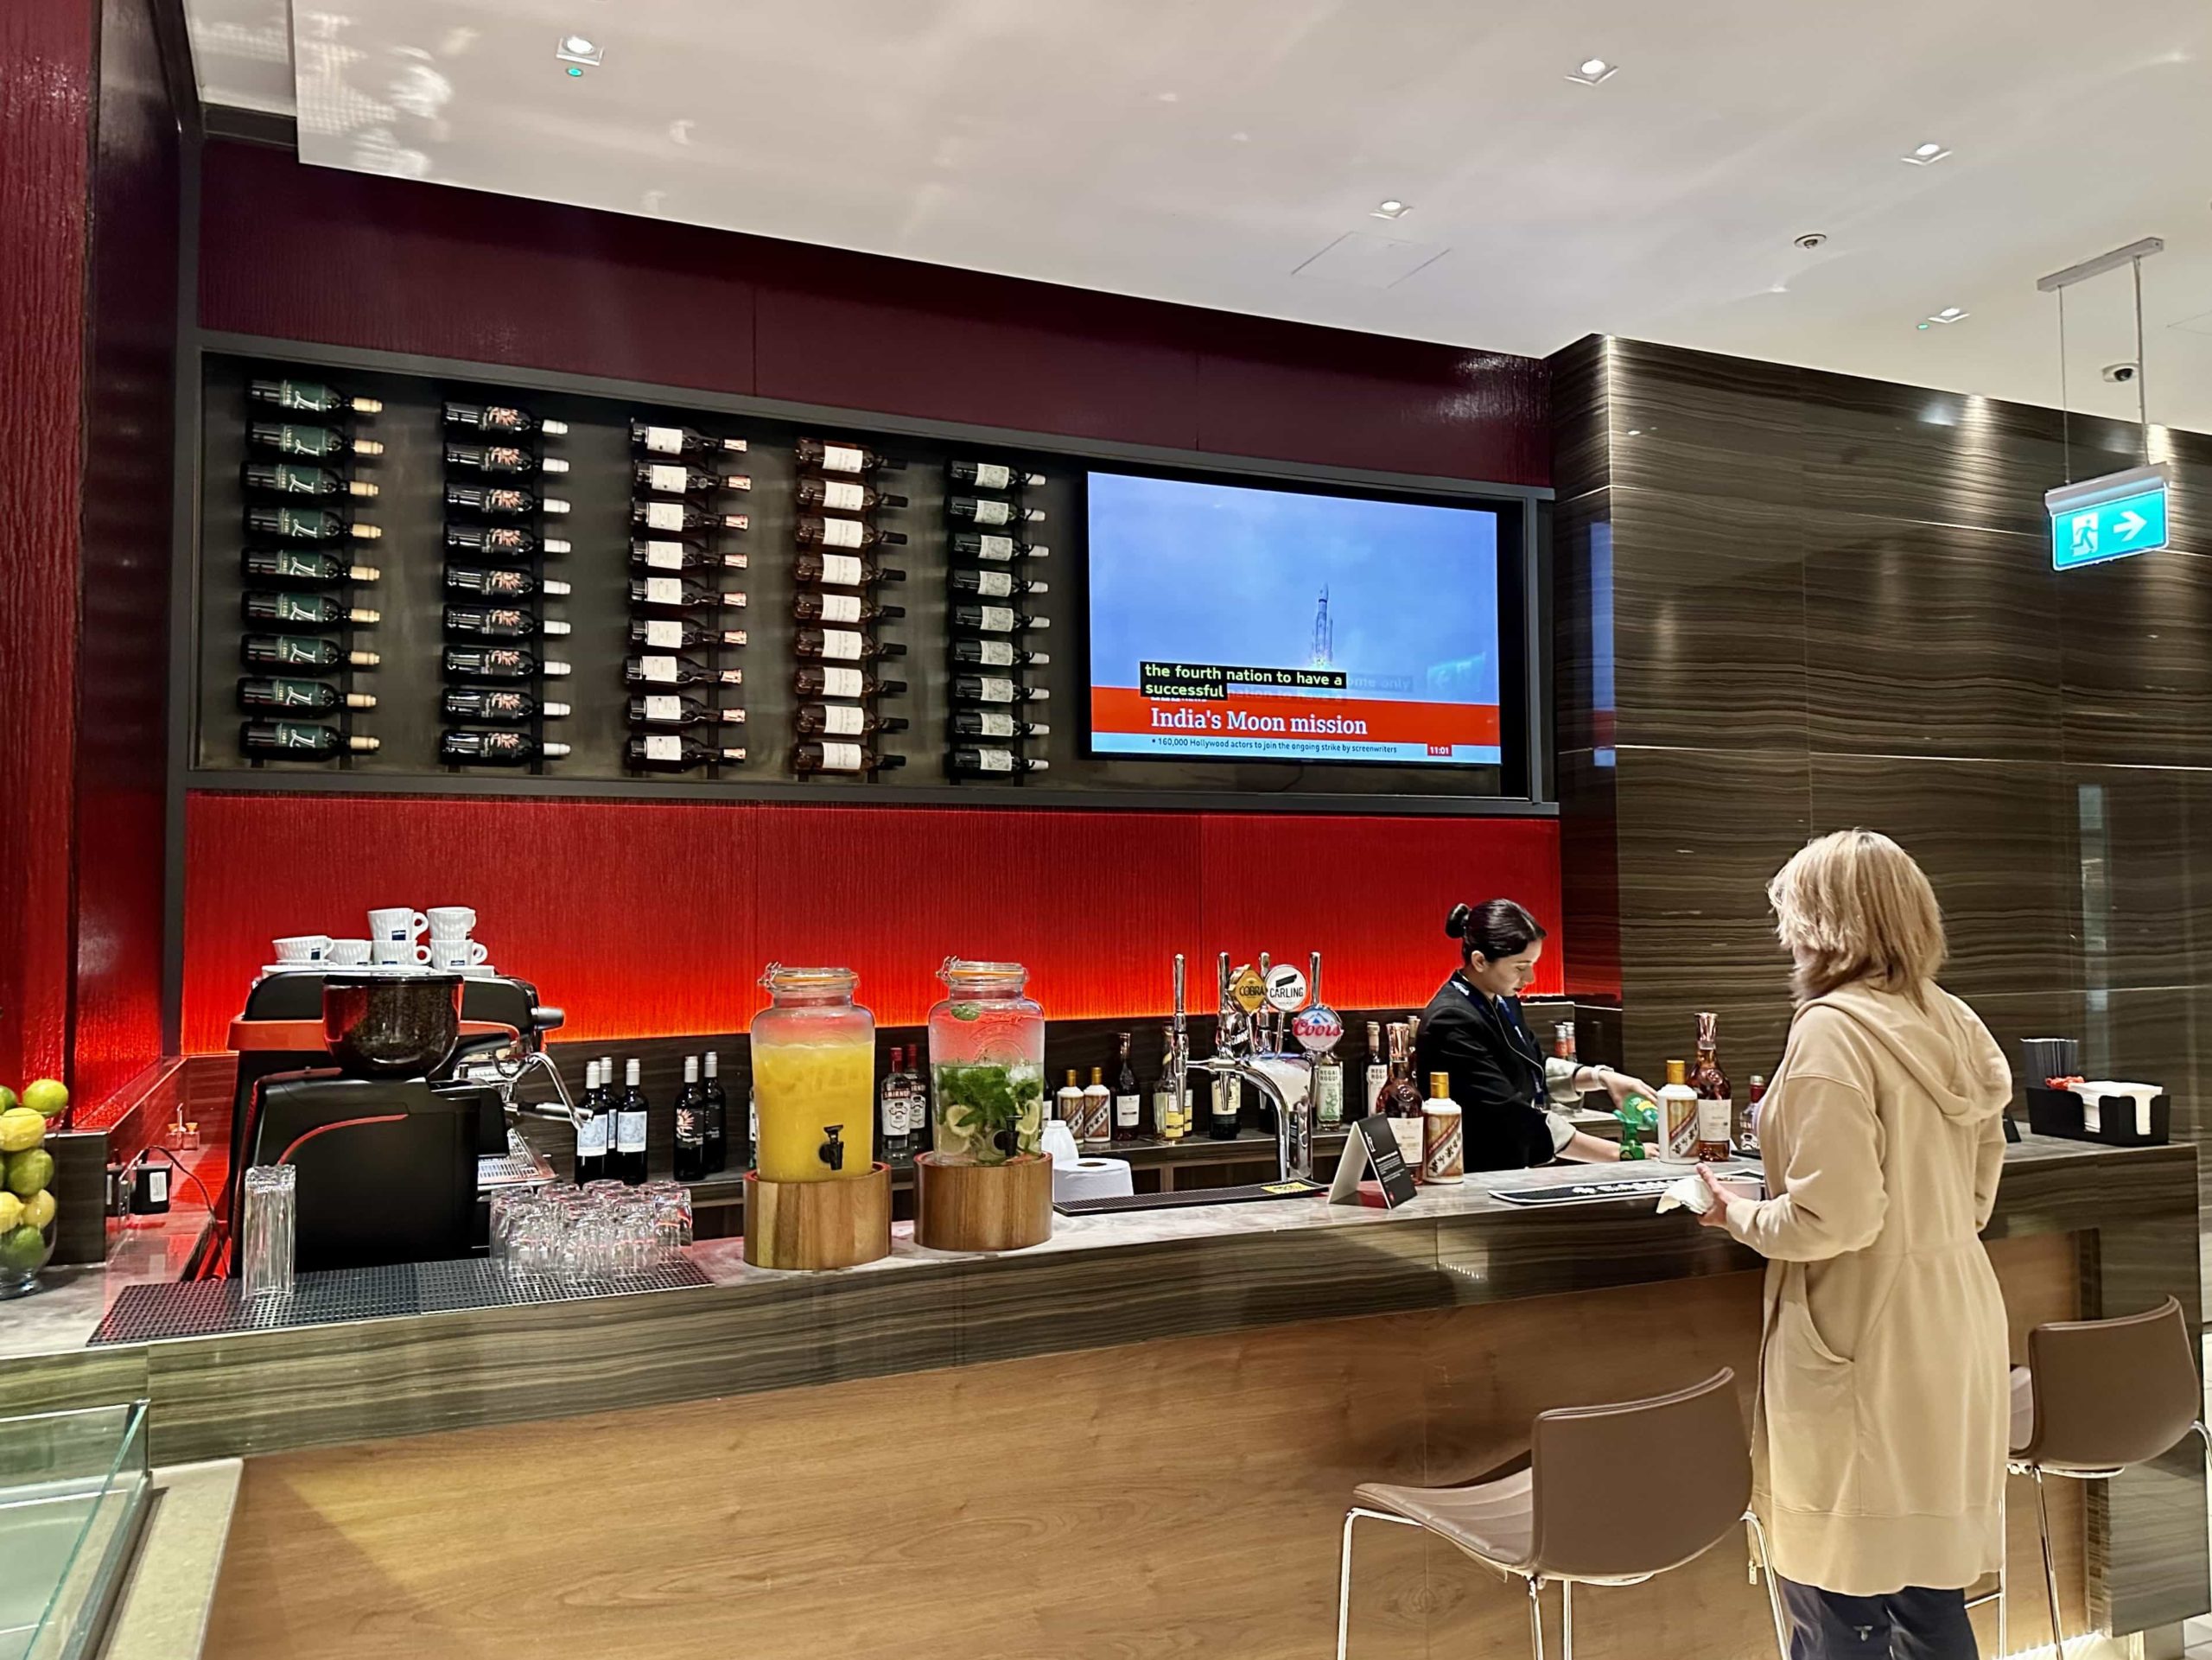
[{"left": 1170, "top": 947, "right": 1323, "bottom": 1183}]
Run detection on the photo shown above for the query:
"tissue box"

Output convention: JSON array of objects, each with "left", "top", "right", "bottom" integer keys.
[{"left": 2024, "top": 1085, "right": 2170, "bottom": 1148}]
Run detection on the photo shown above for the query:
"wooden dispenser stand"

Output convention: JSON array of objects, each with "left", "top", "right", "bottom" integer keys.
[
  {"left": 743, "top": 1163, "right": 893, "bottom": 1270},
  {"left": 913, "top": 1152, "right": 1054, "bottom": 1253}
]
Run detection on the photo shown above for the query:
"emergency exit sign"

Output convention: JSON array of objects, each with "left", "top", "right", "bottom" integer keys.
[{"left": 2048, "top": 463, "right": 2171, "bottom": 570}]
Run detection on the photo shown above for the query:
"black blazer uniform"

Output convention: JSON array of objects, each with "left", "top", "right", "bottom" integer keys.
[{"left": 1414, "top": 971, "right": 1563, "bottom": 1172}]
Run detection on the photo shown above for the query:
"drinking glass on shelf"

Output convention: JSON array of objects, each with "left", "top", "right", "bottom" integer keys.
[
  {"left": 642, "top": 1181, "right": 693, "bottom": 1255},
  {"left": 240, "top": 1164, "right": 297, "bottom": 1301}
]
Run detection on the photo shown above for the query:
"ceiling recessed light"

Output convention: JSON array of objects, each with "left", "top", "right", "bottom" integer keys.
[
  {"left": 1567, "top": 57, "right": 1618, "bottom": 86},
  {"left": 1371, "top": 200, "right": 1410, "bottom": 219},
  {"left": 1901, "top": 140, "right": 1951, "bottom": 166},
  {"left": 556, "top": 33, "right": 602, "bottom": 67},
  {"left": 1922, "top": 306, "right": 1970, "bottom": 325},
  {"left": 562, "top": 35, "right": 594, "bottom": 54}
]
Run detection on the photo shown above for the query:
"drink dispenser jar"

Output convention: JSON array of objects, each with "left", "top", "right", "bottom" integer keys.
[
  {"left": 749, "top": 965, "right": 875, "bottom": 1181},
  {"left": 925, "top": 958, "right": 1046, "bottom": 1165}
]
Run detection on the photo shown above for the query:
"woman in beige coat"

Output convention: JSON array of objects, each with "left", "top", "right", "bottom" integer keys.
[{"left": 1696, "top": 830, "right": 2011, "bottom": 1659}]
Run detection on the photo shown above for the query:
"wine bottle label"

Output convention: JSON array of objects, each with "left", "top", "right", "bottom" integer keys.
[
  {"left": 641, "top": 542, "right": 685, "bottom": 570},
  {"left": 1313, "top": 1066, "right": 1344, "bottom": 1128},
  {"left": 484, "top": 488, "right": 527, "bottom": 512},
  {"left": 267, "top": 681, "right": 320, "bottom": 707},
  {"left": 817, "top": 553, "right": 864, "bottom": 587},
  {"left": 969, "top": 710, "right": 1014, "bottom": 739},
  {"left": 274, "top": 425, "right": 327, "bottom": 456},
  {"left": 820, "top": 628, "right": 862, "bottom": 661},
  {"left": 1364, "top": 1065, "right": 1388, "bottom": 1114},
  {"left": 818, "top": 703, "right": 865, "bottom": 736},
  {"left": 972, "top": 462, "right": 1014, "bottom": 491},
  {"left": 974, "top": 604, "right": 1014, "bottom": 632},
  {"left": 644, "top": 735, "right": 683, "bottom": 762},
  {"left": 644, "top": 695, "right": 683, "bottom": 722},
  {"left": 269, "top": 465, "right": 319, "bottom": 493},
  {"left": 272, "top": 595, "right": 324, "bottom": 623},
  {"left": 817, "top": 593, "right": 861, "bottom": 625},
  {"left": 820, "top": 741, "right": 866, "bottom": 772},
  {"left": 273, "top": 383, "right": 334, "bottom": 411},
  {"left": 576, "top": 1114, "right": 608, "bottom": 1156},
  {"left": 969, "top": 499, "right": 1014, "bottom": 526},
  {"left": 968, "top": 569, "right": 1013, "bottom": 598},
  {"left": 1115, "top": 1093, "right": 1141, "bottom": 1129},
  {"left": 270, "top": 722, "right": 323, "bottom": 749},
  {"left": 817, "top": 667, "right": 864, "bottom": 699},
  {"left": 481, "top": 570, "right": 528, "bottom": 595},
  {"left": 643, "top": 619, "right": 686, "bottom": 649},
  {"left": 818, "top": 480, "right": 865, "bottom": 513},
  {"left": 616, "top": 1110, "right": 647, "bottom": 1154},
  {"left": 271, "top": 508, "right": 327, "bottom": 538},
  {"left": 485, "top": 446, "right": 527, "bottom": 470},
  {"left": 882, "top": 1092, "right": 909, "bottom": 1136},
  {"left": 967, "top": 639, "right": 1014, "bottom": 667},
  {"left": 643, "top": 501, "right": 686, "bottom": 531},
  {"left": 483, "top": 692, "right": 528, "bottom": 716},
  {"left": 676, "top": 1105, "right": 702, "bottom": 1145},
  {"left": 971, "top": 533, "right": 1014, "bottom": 561},
  {"left": 969, "top": 675, "right": 1014, "bottom": 702},
  {"left": 818, "top": 518, "right": 865, "bottom": 550},
  {"left": 1154, "top": 1088, "right": 1176, "bottom": 1134},
  {"left": 266, "top": 639, "right": 320, "bottom": 664},
  {"left": 268, "top": 550, "right": 324, "bottom": 579},
  {"left": 644, "top": 463, "right": 690, "bottom": 494},
  {"left": 968, "top": 748, "right": 1014, "bottom": 773},
  {"left": 639, "top": 654, "right": 680, "bottom": 683},
  {"left": 822, "top": 444, "right": 864, "bottom": 474},
  {"left": 643, "top": 576, "right": 686, "bottom": 607},
  {"left": 1389, "top": 1118, "right": 1426, "bottom": 1167},
  {"left": 483, "top": 527, "right": 528, "bottom": 550},
  {"left": 641, "top": 426, "right": 684, "bottom": 455}
]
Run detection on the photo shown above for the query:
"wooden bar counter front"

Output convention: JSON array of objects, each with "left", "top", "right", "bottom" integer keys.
[{"left": 72, "top": 1139, "right": 2207, "bottom": 1657}]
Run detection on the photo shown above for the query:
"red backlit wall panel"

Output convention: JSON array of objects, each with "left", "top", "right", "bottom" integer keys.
[{"left": 182, "top": 794, "right": 1561, "bottom": 1049}]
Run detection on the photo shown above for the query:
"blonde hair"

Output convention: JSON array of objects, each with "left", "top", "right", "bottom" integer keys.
[{"left": 1767, "top": 830, "right": 1946, "bottom": 1002}]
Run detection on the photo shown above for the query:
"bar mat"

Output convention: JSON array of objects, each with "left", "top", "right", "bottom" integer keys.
[
  {"left": 1055, "top": 1179, "right": 1325, "bottom": 1216},
  {"left": 1491, "top": 1174, "right": 1688, "bottom": 1207},
  {"left": 89, "top": 1255, "right": 711, "bottom": 1345}
]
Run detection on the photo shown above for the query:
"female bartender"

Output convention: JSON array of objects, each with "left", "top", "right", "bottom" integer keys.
[{"left": 1415, "top": 899, "right": 1652, "bottom": 1170}]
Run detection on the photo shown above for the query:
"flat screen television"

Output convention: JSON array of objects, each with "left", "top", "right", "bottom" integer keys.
[{"left": 1085, "top": 470, "right": 1504, "bottom": 766}]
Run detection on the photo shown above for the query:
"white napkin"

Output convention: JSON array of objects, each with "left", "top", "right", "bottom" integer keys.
[
  {"left": 2066, "top": 1080, "right": 2159, "bottom": 1137},
  {"left": 1655, "top": 1172, "right": 1713, "bottom": 1215}
]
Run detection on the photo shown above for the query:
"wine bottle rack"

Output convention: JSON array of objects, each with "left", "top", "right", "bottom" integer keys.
[
  {"left": 943, "top": 460, "right": 1052, "bottom": 784},
  {"left": 624, "top": 429, "right": 750, "bottom": 776}
]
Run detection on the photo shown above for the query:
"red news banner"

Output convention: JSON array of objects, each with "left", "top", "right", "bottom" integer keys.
[{"left": 1093, "top": 661, "right": 1498, "bottom": 756}]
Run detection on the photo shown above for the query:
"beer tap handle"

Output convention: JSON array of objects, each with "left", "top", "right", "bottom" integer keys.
[{"left": 1308, "top": 951, "right": 1323, "bottom": 1009}]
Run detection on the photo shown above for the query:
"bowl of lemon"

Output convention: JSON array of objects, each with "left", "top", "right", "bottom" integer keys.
[{"left": 0, "top": 1079, "right": 67, "bottom": 1297}]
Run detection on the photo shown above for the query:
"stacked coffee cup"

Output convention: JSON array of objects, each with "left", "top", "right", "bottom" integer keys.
[{"left": 424, "top": 906, "right": 490, "bottom": 974}]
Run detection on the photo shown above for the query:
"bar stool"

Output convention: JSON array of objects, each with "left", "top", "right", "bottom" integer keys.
[
  {"left": 1335, "top": 1369, "right": 1787, "bottom": 1659},
  {"left": 2004, "top": 1295, "right": 2209, "bottom": 1657}
]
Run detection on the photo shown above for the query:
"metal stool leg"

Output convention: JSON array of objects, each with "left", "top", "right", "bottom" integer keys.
[
  {"left": 1744, "top": 1510, "right": 1789, "bottom": 1659},
  {"left": 1560, "top": 1580, "right": 1573, "bottom": 1660},
  {"left": 1527, "top": 1574, "right": 1546, "bottom": 1660},
  {"left": 1996, "top": 1470, "right": 2009, "bottom": 1660},
  {"left": 1335, "top": 1507, "right": 1421, "bottom": 1660},
  {"left": 2031, "top": 1466, "right": 2064, "bottom": 1657}
]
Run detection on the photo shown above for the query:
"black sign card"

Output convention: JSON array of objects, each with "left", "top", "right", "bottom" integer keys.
[{"left": 1328, "top": 1116, "right": 1421, "bottom": 1209}]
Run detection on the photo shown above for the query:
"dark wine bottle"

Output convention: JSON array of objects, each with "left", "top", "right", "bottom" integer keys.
[
  {"left": 950, "top": 531, "right": 1048, "bottom": 563},
  {"left": 632, "top": 537, "right": 747, "bottom": 574},
  {"left": 791, "top": 742, "right": 906, "bottom": 775},
  {"left": 441, "top": 730, "right": 571, "bottom": 766},
  {"left": 793, "top": 436, "right": 899, "bottom": 474},
  {"left": 795, "top": 704, "right": 908, "bottom": 738},
  {"left": 243, "top": 461, "right": 378, "bottom": 499},
  {"left": 949, "top": 569, "right": 1048, "bottom": 599},
  {"left": 950, "top": 673, "right": 1046, "bottom": 705},
  {"left": 674, "top": 1057, "right": 709, "bottom": 1181},
  {"left": 444, "top": 646, "right": 571, "bottom": 682},
  {"left": 793, "top": 516, "right": 904, "bottom": 550},
  {"left": 627, "top": 734, "right": 747, "bottom": 770},
  {"left": 447, "top": 605, "right": 570, "bottom": 640},
  {"left": 629, "top": 576, "right": 747, "bottom": 611},
  {"left": 247, "top": 421, "right": 383, "bottom": 460},
  {"left": 632, "top": 420, "right": 746, "bottom": 457},
  {"left": 445, "top": 442, "right": 569, "bottom": 477},
  {"left": 632, "top": 499, "right": 747, "bottom": 534},
  {"left": 443, "top": 400, "right": 567, "bottom": 436},
  {"left": 613, "top": 1060, "right": 649, "bottom": 1186},
  {"left": 702, "top": 1052, "right": 731, "bottom": 1173},
  {"left": 574, "top": 1060, "right": 608, "bottom": 1184},
  {"left": 950, "top": 709, "right": 1048, "bottom": 741},
  {"left": 629, "top": 617, "right": 746, "bottom": 651},
  {"left": 445, "top": 483, "right": 570, "bottom": 518},
  {"left": 246, "top": 506, "right": 381, "bottom": 544},
  {"left": 951, "top": 604, "right": 1050, "bottom": 636},
  {"left": 249, "top": 378, "right": 380, "bottom": 416},
  {"left": 793, "top": 477, "right": 906, "bottom": 513},
  {"left": 446, "top": 565, "right": 571, "bottom": 599},
  {"left": 792, "top": 665, "right": 906, "bottom": 700},
  {"left": 948, "top": 458, "right": 1046, "bottom": 491},
  {"left": 793, "top": 550, "right": 904, "bottom": 587},
  {"left": 443, "top": 687, "right": 570, "bottom": 723},
  {"left": 244, "top": 591, "right": 379, "bottom": 627},
  {"left": 791, "top": 593, "right": 904, "bottom": 625},
  {"left": 632, "top": 460, "right": 752, "bottom": 497},
  {"left": 950, "top": 637, "right": 1050, "bottom": 670},
  {"left": 950, "top": 747, "right": 1049, "bottom": 776},
  {"left": 446, "top": 523, "right": 572, "bottom": 558},
  {"left": 946, "top": 496, "right": 1045, "bottom": 527},
  {"left": 240, "top": 720, "right": 378, "bottom": 757},
  {"left": 238, "top": 677, "right": 376, "bottom": 713},
  {"left": 794, "top": 626, "right": 904, "bottom": 663},
  {"left": 243, "top": 633, "right": 379, "bottom": 670},
  {"left": 243, "top": 548, "right": 379, "bottom": 586},
  {"left": 627, "top": 693, "right": 746, "bottom": 728},
  {"left": 626, "top": 653, "right": 743, "bottom": 688}
]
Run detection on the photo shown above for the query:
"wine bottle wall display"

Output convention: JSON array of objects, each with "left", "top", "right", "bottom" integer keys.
[
  {"left": 788, "top": 437, "right": 910, "bottom": 778},
  {"left": 440, "top": 399, "right": 574, "bottom": 768},
  {"left": 626, "top": 417, "right": 749, "bottom": 772},
  {"left": 942, "top": 455, "right": 1051, "bottom": 780},
  {"left": 237, "top": 376, "right": 385, "bottom": 760}
]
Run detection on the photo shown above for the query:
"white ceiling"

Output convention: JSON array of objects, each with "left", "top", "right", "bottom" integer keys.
[{"left": 184, "top": 0, "right": 2212, "bottom": 433}]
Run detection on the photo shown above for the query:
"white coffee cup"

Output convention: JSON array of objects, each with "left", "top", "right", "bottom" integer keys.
[
  {"left": 273, "top": 934, "right": 333, "bottom": 964},
  {"left": 429, "top": 937, "right": 490, "bottom": 972},
  {"left": 327, "top": 938, "right": 372, "bottom": 966},
  {"left": 426, "top": 906, "right": 478, "bottom": 939},
  {"left": 368, "top": 908, "right": 430, "bottom": 966}
]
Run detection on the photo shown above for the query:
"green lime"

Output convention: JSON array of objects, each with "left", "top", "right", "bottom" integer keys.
[
  {"left": 21, "top": 1079, "right": 67, "bottom": 1119},
  {"left": 5, "top": 1148, "right": 55, "bottom": 1199},
  {"left": 0, "top": 1224, "right": 47, "bottom": 1275},
  {"left": 950, "top": 1002, "right": 980, "bottom": 1021},
  {"left": 0, "top": 1087, "right": 16, "bottom": 1114}
]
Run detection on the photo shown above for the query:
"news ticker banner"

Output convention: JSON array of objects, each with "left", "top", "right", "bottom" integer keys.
[{"left": 1091, "top": 661, "right": 1501, "bottom": 763}]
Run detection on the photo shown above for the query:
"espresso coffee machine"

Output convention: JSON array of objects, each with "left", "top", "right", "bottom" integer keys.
[{"left": 227, "top": 970, "right": 569, "bottom": 1273}]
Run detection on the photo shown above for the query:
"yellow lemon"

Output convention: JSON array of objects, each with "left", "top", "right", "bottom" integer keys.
[
  {"left": 22, "top": 1190, "right": 54, "bottom": 1231},
  {"left": 0, "top": 1109, "right": 46, "bottom": 1154}
]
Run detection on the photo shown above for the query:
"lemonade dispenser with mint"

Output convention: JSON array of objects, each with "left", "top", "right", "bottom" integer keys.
[
  {"left": 749, "top": 964, "right": 875, "bottom": 1180},
  {"left": 925, "top": 958, "right": 1046, "bottom": 1164}
]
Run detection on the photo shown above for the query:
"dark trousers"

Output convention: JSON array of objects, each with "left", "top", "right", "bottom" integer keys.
[{"left": 1777, "top": 1576, "right": 1979, "bottom": 1660}]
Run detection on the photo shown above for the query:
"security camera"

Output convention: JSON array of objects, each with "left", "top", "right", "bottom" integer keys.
[{"left": 2102, "top": 362, "right": 2139, "bottom": 384}]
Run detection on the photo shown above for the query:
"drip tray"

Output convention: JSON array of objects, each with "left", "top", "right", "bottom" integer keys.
[{"left": 1055, "top": 1179, "right": 1325, "bottom": 1216}]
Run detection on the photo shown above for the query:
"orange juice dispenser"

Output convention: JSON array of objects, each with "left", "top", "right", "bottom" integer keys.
[{"left": 742, "top": 964, "right": 890, "bottom": 1269}]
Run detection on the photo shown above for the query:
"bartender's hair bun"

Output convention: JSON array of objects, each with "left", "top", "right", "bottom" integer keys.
[
  {"left": 1445, "top": 903, "right": 1473, "bottom": 941},
  {"left": 1453, "top": 899, "right": 1548, "bottom": 961}
]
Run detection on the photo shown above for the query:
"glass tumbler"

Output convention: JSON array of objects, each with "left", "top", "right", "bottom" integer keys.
[{"left": 240, "top": 1164, "right": 297, "bottom": 1301}]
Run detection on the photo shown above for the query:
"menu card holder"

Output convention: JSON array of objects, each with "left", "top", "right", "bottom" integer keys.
[{"left": 1328, "top": 1116, "right": 1420, "bottom": 1209}]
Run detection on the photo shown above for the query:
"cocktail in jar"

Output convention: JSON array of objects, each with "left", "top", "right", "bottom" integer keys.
[
  {"left": 925, "top": 958, "right": 1045, "bottom": 1165},
  {"left": 750, "top": 964, "right": 875, "bottom": 1181}
]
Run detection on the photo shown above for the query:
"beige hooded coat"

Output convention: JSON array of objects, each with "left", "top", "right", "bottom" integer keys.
[{"left": 1720, "top": 981, "right": 2012, "bottom": 1596}]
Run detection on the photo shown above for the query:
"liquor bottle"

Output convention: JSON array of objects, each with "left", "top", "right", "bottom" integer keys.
[
  {"left": 949, "top": 569, "right": 1049, "bottom": 600},
  {"left": 447, "top": 483, "right": 570, "bottom": 518},
  {"left": 1421, "top": 1074, "right": 1465, "bottom": 1185},
  {"left": 447, "top": 605, "right": 571, "bottom": 640},
  {"left": 948, "top": 458, "right": 1046, "bottom": 492},
  {"left": 1313, "top": 1037, "right": 1345, "bottom": 1130},
  {"left": 792, "top": 594, "right": 905, "bottom": 627},
  {"left": 441, "top": 730, "right": 570, "bottom": 766},
  {"left": 1110, "top": 1033, "right": 1142, "bottom": 1144},
  {"left": 1080, "top": 1065, "right": 1111, "bottom": 1151},
  {"left": 632, "top": 499, "right": 747, "bottom": 534},
  {"left": 243, "top": 633, "right": 379, "bottom": 670},
  {"left": 950, "top": 673, "right": 1046, "bottom": 706},
  {"left": 246, "top": 506, "right": 381, "bottom": 544},
  {"left": 244, "top": 548, "right": 380, "bottom": 586},
  {"left": 1149, "top": 1027, "right": 1178, "bottom": 1142},
  {"left": 1207, "top": 1034, "right": 1240, "bottom": 1140},
  {"left": 632, "top": 420, "right": 747, "bottom": 458},
  {"left": 627, "top": 734, "right": 747, "bottom": 770},
  {"left": 629, "top": 616, "right": 746, "bottom": 651},
  {"left": 950, "top": 531, "right": 1048, "bottom": 563},
  {"left": 793, "top": 550, "right": 905, "bottom": 588},
  {"left": 674, "top": 1057, "right": 709, "bottom": 1182},
  {"left": 613, "top": 1059, "right": 650, "bottom": 1186},
  {"left": 792, "top": 665, "right": 906, "bottom": 701},
  {"left": 446, "top": 646, "right": 572, "bottom": 681},
  {"left": 1740, "top": 1073, "right": 1766, "bottom": 1157},
  {"left": 1361, "top": 1021, "right": 1388, "bottom": 1120},
  {"left": 791, "top": 742, "right": 906, "bottom": 776},
  {"left": 1055, "top": 1069, "right": 1084, "bottom": 1135},
  {"left": 244, "top": 592, "right": 379, "bottom": 627},
  {"left": 1554, "top": 1021, "right": 1579, "bottom": 1065},
  {"left": 632, "top": 537, "right": 747, "bottom": 574},
  {"left": 238, "top": 677, "right": 376, "bottom": 713},
  {"left": 443, "top": 400, "right": 568, "bottom": 436},
  {"left": 443, "top": 687, "right": 570, "bottom": 723},
  {"left": 946, "top": 496, "right": 1045, "bottom": 527},
  {"left": 244, "top": 461, "right": 378, "bottom": 499},
  {"left": 793, "top": 516, "right": 905, "bottom": 551},
  {"left": 1657, "top": 1059, "right": 1699, "bottom": 1165},
  {"left": 879, "top": 1046, "right": 915, "bottom": 1167},
  {"left": 1690, "top": 1012, "right": 1733, "bottom": 1162},
  {"left": 746, "top": 1082, "right": 760, "bottom": 1173},
  {"left": 950, "top": 605, "right": 1050, "bottom": 637},
  {"left": 574, "top": 1060, "right": 608, "bottom": 1184},
  {"left": 1381, "top": 1023, "right": 1427, "bottom": 1170},
  {"left": 240, "top": 721, "right": 377, "bottom": 758},
  {"left": 949, "top": 638, "right": 1050, "bottom": 670},
  {"left": 904, "top": 1046, "right": 931, "bottom": 1151},
  {"left": 794, "top": 704, "right": 907, "bottom": 739},
  {"left": 446, "top": 523, "right": 571, "bottom": 558},
  {"left": 447, "top": 565, "right": 572, "bottom": 599},
  {"left": 631, "top": 576, "right": 747, "bottom": 613},
  {"left": 793, "top": 626, "right": 904, "bottom": 663},
  {"left": 626, "top": 653, "right": 742, "bottom": 688},
  {"left": 632, "top": 460, "right": 752, "bottom": 497},
  {"left": 794, "top": 436, "right": 899, "bottom": 474},
  {"left": 949, "top": 747, "right": 1049, "bottom": 777},
  {"left": 445, "top": 442, "right": 570, "bottom": 477},
  {"left": 629, "top": 693, "right": 746, "bottom": 729},
  {"left": 247, "top": 421, "right": 383, "bottom": 460},
  {"left": 702, "top": 1051, "right": 731, "bottom": 1173},
  {"left": 794, "top": 476, "right": 907, "bottom": 514},
  {"left": 950, "top": 709, "right": 1048, "bottom": 741},
  {"left": 250, "top": 378, "right": 380, "bottom": 416}
]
